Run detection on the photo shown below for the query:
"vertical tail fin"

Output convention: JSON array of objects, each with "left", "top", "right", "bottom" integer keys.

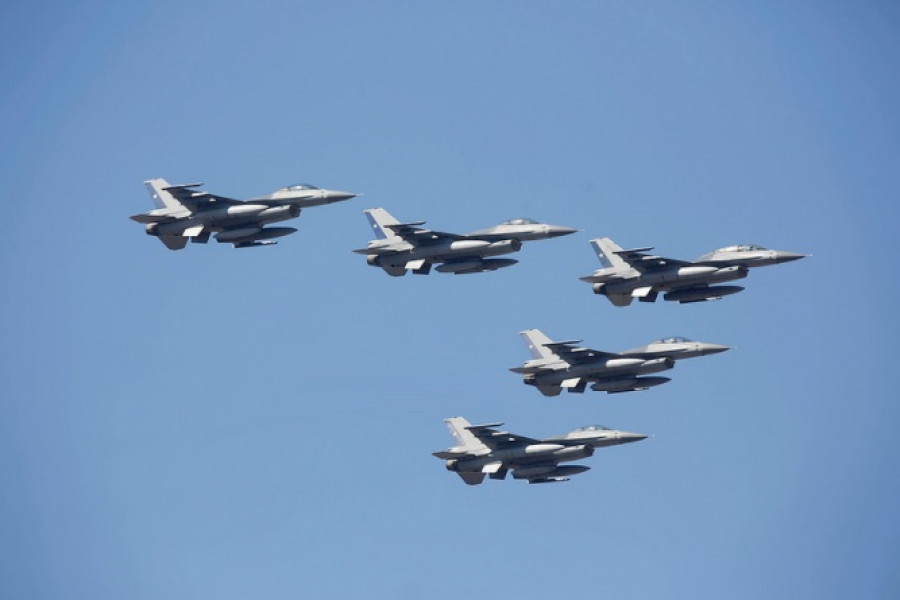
[
  {"left": 144, "top": 178, "right": 185, "bottom": 210},
  {"left": 444, "top": 417, "right": 489, "bottom": 453},
  {"left": 590, "top": 237, "right": 629, "bottom": 271},
  {"left": 363, "top": 207, "right": 401, "bottom": 240},
  {"left": 520, "top": 329, "right": 557, "bottom": 360}
]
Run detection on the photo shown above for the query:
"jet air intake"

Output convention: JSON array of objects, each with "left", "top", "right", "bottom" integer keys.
[{"left": 256, "top": 205, "right": 301, "bottom": 222}]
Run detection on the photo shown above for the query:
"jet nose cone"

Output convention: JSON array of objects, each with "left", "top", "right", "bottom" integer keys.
[
  {"left": 618, "top": 432, "right": 649, "bottom": 444},
  {"left": 773, "top": 251, "right": 806, "bottom": 264},
  {"left": 701, "top": 343, "right": 730, "bottom": 356},
  {"left": 326, "top": 190, "right": 358, "bottom": 202},
  {"left": 546, "top": 225, "right": 581, "bottom": 238}
]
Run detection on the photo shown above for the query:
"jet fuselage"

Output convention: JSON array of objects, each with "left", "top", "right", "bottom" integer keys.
[
  {"left": 446, "top": 443, "right": 594, "bottom": 474},
  {"left": 524, "top": 356, "right": 675, "bottom": 389},
  {"left": 593, "top": 265, "right": 749, "bottom": 294},
  {"left": 152, "top": 204, "right": 300, "bottom": 237}
]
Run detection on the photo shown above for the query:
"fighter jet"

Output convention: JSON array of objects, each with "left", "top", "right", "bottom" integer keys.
[
  {"left": 433, "top": 417, "right": 647, "bottom": 485},
  {"left": 353, "top": 208, "right": 579, "bottom": 275},
  {"left": 511, "top": 329, "right": 729, "bottom": 396},
  {"left": 580, "top": 237, "right": 806, "bottom": 306},
  {"left": 130, "top": 178, "right": 357, "bottom": 250}
]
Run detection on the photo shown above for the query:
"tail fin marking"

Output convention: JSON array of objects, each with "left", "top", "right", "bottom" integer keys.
[
  {"left": 364, "top": 208, "right": 401, "bottom": 240},
  {"left": 590, "top": 237, "right": 629, "bottom": 271},
  {"left": 444, "top": 417, "right": 489, "bottom": 453},
  {"left": 520, "top": 329, "right": 557, "bottom": 360},
  {"left": 144, "top": 178, "right": 185, "bottom": 210}
]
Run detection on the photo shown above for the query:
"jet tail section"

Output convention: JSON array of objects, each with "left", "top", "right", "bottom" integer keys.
[
  {"left": 590, "top": 237, "right": 630, "bottom": 271},
  {"left": 364, "top": 208, "right": 402, "bottom": 240},
  {"left": 144, "top": 178, "right": 186, "bottom": 210},
  {"left": 520, "top": 329, "right": 558, "bottom": 360},
  {"left": 444, "top": 417, "right": 490, "bottom": 454}
]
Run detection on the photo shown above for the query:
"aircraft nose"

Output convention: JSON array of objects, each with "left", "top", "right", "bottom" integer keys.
[
  {"left": 326, "top": 190, "right": 358, "bottom": 202},
  {"left": 546, "top": 225, "right": 581, "bottom": 238},
  {"left": 617, "top": 431, "right": 649, "bottom": 444},
  {"left": 773, "top": 251, "right": 807, "bottom": 264},
  {"left": 700, "top": 343, "right": 730, "bottom": 356}
]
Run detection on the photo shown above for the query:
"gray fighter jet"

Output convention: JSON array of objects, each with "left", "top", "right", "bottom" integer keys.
[
  {"left": 353, "top": 207, "right": 578, "bottom": 275},
  {"left": 130, "top": 178, "right": 357, "bottom": 250},
  {"left": 511, "top": 329, "right": 729, "bottom": 396},
  {"left": 580, "top": 237, "right": 806, "bottom": 306},
  {"left": 433, "top": 417, "right": 647, "bottom": 485}
]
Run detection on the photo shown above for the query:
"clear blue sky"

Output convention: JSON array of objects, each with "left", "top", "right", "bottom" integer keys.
[{"left": 1, "top": 1, "right": 898, "bottom": 598}]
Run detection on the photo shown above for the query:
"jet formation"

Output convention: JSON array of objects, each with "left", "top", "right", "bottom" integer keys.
[
  {"left": 434, "top": 417, "right": 647, "bottom": 484},
  {"left": 130, "top": 179, "right": 807, "bottom": 486},
  {"left": 353, "top": 207, "right": 578, "bottom": 275},
  {"left": 581, "top": 237, "right": 806, "bottom": 306},
  {"left": 511, "top": 329, "right": 729, "bottom": 396},
  {"left": 130, "top": 178, "right": 357, "bottom": 250}
]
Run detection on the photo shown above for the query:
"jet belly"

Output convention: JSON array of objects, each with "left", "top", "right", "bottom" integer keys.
[
  {"left": 449, "top": 444, "right": 593, "bottom": 473},
  {"left": 379, "top": 239, "right": 521, "bottom": 266},
  {"left": 604, "top": 265, "right": 748, "bottom": 294},
  {"left": 532, "top": 356, "right": 674, "bottom": 386},
  {"left": 153, "top": 203, "right": 300, "bottom": 236}
]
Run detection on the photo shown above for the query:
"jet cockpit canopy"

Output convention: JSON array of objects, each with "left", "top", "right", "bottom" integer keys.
[
  {"left": 282, "top": 183, "right": 320, "bottom": 192},
  {"left": 501, "top": 218, "right": 539, "bottom": 226},
  {"left": 715, "top": 244, "right": 767, "bottom": 253},
  {"left": 653, "top": 336, "right": 692, "bottom": 344}
]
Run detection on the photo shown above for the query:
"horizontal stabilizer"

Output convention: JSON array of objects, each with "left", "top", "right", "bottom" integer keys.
[
  {"left": 632, "top": 286, "right": 654, "bottom": 298},
  {"left": 385, "top": 221, "right": 427, "bottom": 229},
  {"left": 465, "top": 422, "right": 504, "bottom": 431},
  {"left": 162, "top": 182, "right": 203, "bottom": 190},
  {"left": 481, "top": 462, "right": 504, "bottom": 474},
  {"left": 614, "top": 246, "right": 654, "bottom": 255},
  {"left": 510, "top": 366, "right": 545, "bottom": 374},
  {"left": 543, "top": 340, "right": 583, "bottom": 350},
  {"left": 351, "top": 246, "right": 400, "bottom": 255},
  {"left": 432, "top": 449, "right": 468, "bottom": 459},
  {"left": 182, "top": 225, "right": 205, "bottom": 237},
  {"left": 130, "top": 212, "right": 175, "bottom": 224}
]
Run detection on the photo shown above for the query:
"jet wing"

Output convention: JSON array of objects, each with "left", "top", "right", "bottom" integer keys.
[
  {"left": 544, "top": 341, "right": 618, "bottom": 364},
  {"left": 163, "top": 183, "right": 243, "bottom": 210},
  {"left": 465, "top": 423, "right": 541, "bottom": 449},
  {"left": 614, "top": 247, "right": 693, "bottom": 271}
]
